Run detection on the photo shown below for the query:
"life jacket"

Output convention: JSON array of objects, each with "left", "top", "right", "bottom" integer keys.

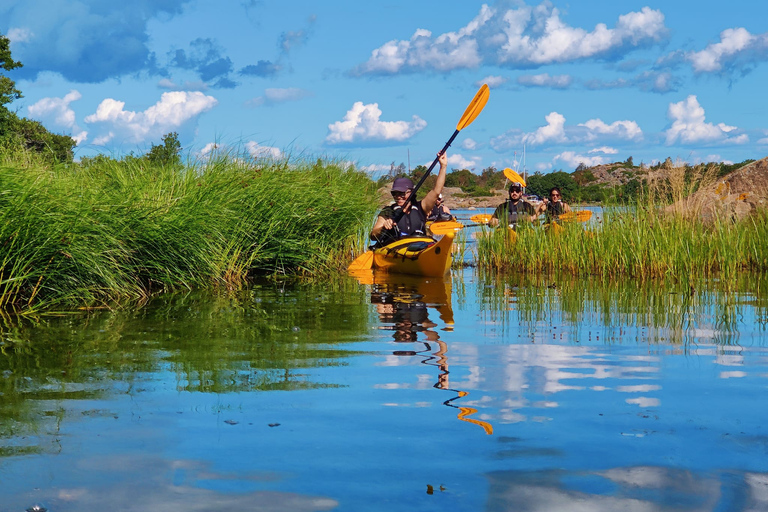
[
  {"left": 428, "top": 204, "right": 452, "bottom": 222},
  {"left": 496, "top": 199, "right": 534, "bottom": 226},
  {"left": 370, "top": 201, "right": 428, "bottom": 247},
  {"left": 545, "top": 201, "right": 566, "bottom": 222}
]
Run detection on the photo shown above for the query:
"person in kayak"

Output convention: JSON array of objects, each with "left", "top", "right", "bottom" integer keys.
[
  {"left": 427, "top": 193, "right": 452, "bottom": 222},
  {"left": 370, "top": 151, "right": 448, "bottom": 247},
  {"left": 489, "top": 182, "right": 539, "bottom": 228},
  {"left": 541, "top": 187, "right": 571, "bottom": 223}
]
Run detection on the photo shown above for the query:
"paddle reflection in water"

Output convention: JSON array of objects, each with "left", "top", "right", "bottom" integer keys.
[{"left": 352, "top": 270, "right": 493, "bottom": 435}]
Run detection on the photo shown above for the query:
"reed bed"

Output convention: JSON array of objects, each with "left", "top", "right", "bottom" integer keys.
[
  {"left": 0, "top": 150, "right": 378, "bottom": 313},
  {"left": 477, "top": 163, "right": 768, "bottom": 281}
]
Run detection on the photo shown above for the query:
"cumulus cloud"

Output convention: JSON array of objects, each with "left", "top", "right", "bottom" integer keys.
[
  {"left": 461, "top": 138, "right": 479, "bottom": 151},
  {"left": 589, "top": 146, "right": 619, "bottom": 154},
  {"left": 3, "top": 0, "right": 188, "bottom": 82},
  {"left": 168, "top": 38, "right": 236, "bottom": 87},
  {"left": 578, "top": 118, "right": 643, "bottom": 142},
  {"left": 246, "top": 87, "right": 313, "bottom": 107},
  {"left": 84, "top": 91, "right": 217, "bottom": 146},
  {"left": 353, "top": 3, "right": 667, "bottom": 75},
  {"left": 665, "top": 95, "right": 748, "bottom": 145},
  {"left": 491, "top": 111, "right": 642, "bottom": 152},
  {"left": 476, "top": 75, "right": 508, "bottom": 88},
  {"left": 524, "top": 112, "right": 567, "bottom": 146},
  {"left": 552, "top": 151, "right": 608, "bottom": 169},
  {"left": 27, "top": 90, "right": 88, "bottom": 144},
  {"left": 325, "top": 102, "right": 427, "bottom": 146},
  {"left": 686, "top": 27, "right": 768, "bottom": 73},
  {"left": 445, "top": 153, "right": 482, "bottom": 170},
  {"left": 517, "top": 73, "right": 573, "bottom": 89},
  {"left": 245, "top": 141, "right": 283, "bottom": 160}
]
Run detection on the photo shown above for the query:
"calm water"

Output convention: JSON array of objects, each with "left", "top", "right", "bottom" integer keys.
[{"left": 1, "top": 270, "right": 768, "bottom": 511}]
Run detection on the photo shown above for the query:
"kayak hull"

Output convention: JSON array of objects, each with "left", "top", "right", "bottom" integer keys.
[{"left": 372, "top": 232, "right": 454, "bottom": 277}]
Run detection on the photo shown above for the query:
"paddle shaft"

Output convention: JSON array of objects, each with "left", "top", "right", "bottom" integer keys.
[{"left": 392, "top": 129, "right": 458, "bottom": 223}]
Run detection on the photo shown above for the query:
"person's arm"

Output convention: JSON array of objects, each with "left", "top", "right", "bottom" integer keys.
[
  {"left": 562, "top": 202, "right": 572, "bottom": 213},
  {"left": 442, "top": 204, "right": 451, "bottom": 214},
  {"left": 370, "top": 215, "right": 393, "bottom": 239},
  {"left": 420, "top": 152, "right": 448, "bottom": 216}
]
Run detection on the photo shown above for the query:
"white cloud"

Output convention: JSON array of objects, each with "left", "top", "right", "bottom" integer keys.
[
  {"left": 585, "top": 71, "right": 680, "bottom": 93},
  {"left": 445, "top": 153, "right": 482, "bottom": 170},
  {"left": 491, "top": 111, "right": 643, "bottom": 152},
  {"left": 552, "top": 151, "right": 607, "bottom": 169},
  {"left": 665, "top": 95, "right": 748, "bottom": 145},
  {"left": 84, "top": 91, "right": 218, "bottom": 146},
  {"left": 355, "top": 4, "right": 667, "bottom": 74},
  {"left": 461, "top": 138, "right": 479, "bottom": 150},
  {"left": 578, "top": 118, "right": 643, "bottom": 142},
  {"left": 523, "top": 112, "right": 567, "bottom": 146},
  {"left": 7, "top": 27, "right": 33, "bottom": 43},
  {"left": 246, "top": 87, "right": 313, "bottom": 107},
  {"left": 589, "top": 146, "right": 619, "bottom": 154},
  {"left": 359, "top": 163, "right": 391, "bottom": 174},
  {"left": 477, "top": 75, "right": 508, "bottom": 88},
  {"left": 686, "top": 27, "right": 768, "bottom": 73},
  {"left": 27, "top": 89, "right": 87, "bottom": 144},
  {"left": 517, "top": 73, "right": 572, "bottom": 89},
  {"left": 325, "top": 102, "right": 427, "bottom": 146},
  {"left": 245, "top": 141, "right": 283, "bottom": 160}
]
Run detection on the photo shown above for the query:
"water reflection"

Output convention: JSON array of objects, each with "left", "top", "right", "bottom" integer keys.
[
  {"left": 353, "top": 271, "right": 493, "bottom": 435},
  {"left": 0, "top": 281, "right": 371, "bottom": 460}
]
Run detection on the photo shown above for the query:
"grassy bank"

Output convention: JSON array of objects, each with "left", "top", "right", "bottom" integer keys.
[{"left": 0, "top": 150, "right": 378, "bottom": 313}]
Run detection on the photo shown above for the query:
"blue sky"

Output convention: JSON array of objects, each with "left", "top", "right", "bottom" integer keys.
[{"left": 3, "top": 0, "right": 768, "bottom": 175}]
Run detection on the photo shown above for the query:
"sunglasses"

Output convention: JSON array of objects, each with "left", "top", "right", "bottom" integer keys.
[
  {"left": 550, "top": 193, "right": 561, "bottom": 198},
  {"left": 391, "top": 191, "right": 407, "bottom": 198}
]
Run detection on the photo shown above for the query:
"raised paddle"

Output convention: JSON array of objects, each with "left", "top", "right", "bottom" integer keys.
[
  {"left": 429, "top": 220, "right": 493, "bottom": 235},
  {"left": 503, "top": 167, "right": 526, "bottom": 187},
  {"left": 348, "top": 84, "right": 490, "bottom": 271},
  {"left": 396, "top": 84, "right": 490, "bottom": 219}
]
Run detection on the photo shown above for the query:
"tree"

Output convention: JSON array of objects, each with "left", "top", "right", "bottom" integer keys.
[
  {"left": 146, "top": 132, "right": 182, "bottom": 166},
  {"left": 1, "top": 32, "right": 76, "bottom": 163},
  {"left": 0, "top": 34, "right": 23, "bottom": 107}
]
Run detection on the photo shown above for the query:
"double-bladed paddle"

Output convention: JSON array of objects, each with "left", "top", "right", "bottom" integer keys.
[{"left": 348, "top": 84, "right": 490, "bottom": 272}]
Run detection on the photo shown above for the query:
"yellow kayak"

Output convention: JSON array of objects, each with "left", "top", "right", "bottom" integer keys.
[{"left": 371, "top": 231, "right": 454, "bottom": 277}]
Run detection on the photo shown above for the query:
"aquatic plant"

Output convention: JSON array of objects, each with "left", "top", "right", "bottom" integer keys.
[
  {"left": 477, "top": 164, "right": 768, "bottom": 281},
  {"left": 0, "top": 149, "right": 378, "bottom": 312}
]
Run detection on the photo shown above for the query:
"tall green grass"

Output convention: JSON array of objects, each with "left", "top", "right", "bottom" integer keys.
[
  {"left": 477, "top": 163, "right": 768, "bottom": 281},
  {"left": 0, "top": 149, "right": 378, "bottom": 312}
]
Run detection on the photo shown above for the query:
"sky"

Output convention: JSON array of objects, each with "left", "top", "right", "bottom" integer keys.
[{"left": 3, "top": 0, "right": 768, "bottom": 175}]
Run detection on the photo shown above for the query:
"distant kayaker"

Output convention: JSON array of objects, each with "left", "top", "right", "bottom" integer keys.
[
  {"left": 370, "top": 151, "right": 448, "bottom": 247},
  {"left": 541, "top": 187, "right": 571, "bottom": 222},
  {"left": 489, "top": 182, "right": 538, "bottom": 228},
  {"left": 427, "top": 193, "right": 452, "bottom": 222}
]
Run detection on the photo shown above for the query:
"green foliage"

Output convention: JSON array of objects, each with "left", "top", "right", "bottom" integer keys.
[
  {"left": 146, "top": 132, "right": 182, "bottom": 167},
  {"left": 526, "top": 171, "right": 577, "bottom": 200},
  {"left": 0, "top": 34, "right": 23, "bottom": 107},
  {"left": 0, "top": 152, "right": 379, "bottom": 313}
]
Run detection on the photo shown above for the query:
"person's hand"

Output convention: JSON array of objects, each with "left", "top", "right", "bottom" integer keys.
[
  {"left": 438, "top": 151, "right": 447, "bottom": 168},
  {"left": 382, "top": 218, "right": 394, "bottom": 230}
]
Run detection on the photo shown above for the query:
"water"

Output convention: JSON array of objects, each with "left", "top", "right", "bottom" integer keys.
[{"left": 1, "top": 272, "right": 768, "bottom": 511}]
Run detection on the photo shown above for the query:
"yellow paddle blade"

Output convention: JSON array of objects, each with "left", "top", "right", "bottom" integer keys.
[
  {"left": 470, "top": 213, "right": 492, "bottom": 224},
  {"left": 456, "top": 84, "right": 490, "bottom": 131},
  {"left": 347, "top": 251, "right": 374, "bottom": 272},
  {"left": 429, "top": 220, "right": 464, "bottom": 235},
  {"left": 559, "top": 210, "right": 593, "bottom": 223},
  {"left": 503, "top": 167, "right": 526, "bottom": 187},
  {"left": 457, "top": 406, "right": 494, "bottom": 435}
]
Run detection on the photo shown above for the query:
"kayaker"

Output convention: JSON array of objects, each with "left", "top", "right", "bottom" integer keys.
[
  {"left": 489, "top": 182, "right": 538, "bottom": 228},
  {"left": 427, "top": 193, "right": 452, "bottom": 222},
  {"left": 541, "top": 187, "right": 571, "bottom": 223},
  {"left": 370, "top": 151, "right": 448, "bottom": 247}
]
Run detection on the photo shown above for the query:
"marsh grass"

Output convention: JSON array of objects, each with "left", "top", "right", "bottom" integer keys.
[
  {"left": 0, "top": 149, "right": 378, "bottom": 312},
  {"left": 477, "top": 163, "right": 768, "bottom": 281}
]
